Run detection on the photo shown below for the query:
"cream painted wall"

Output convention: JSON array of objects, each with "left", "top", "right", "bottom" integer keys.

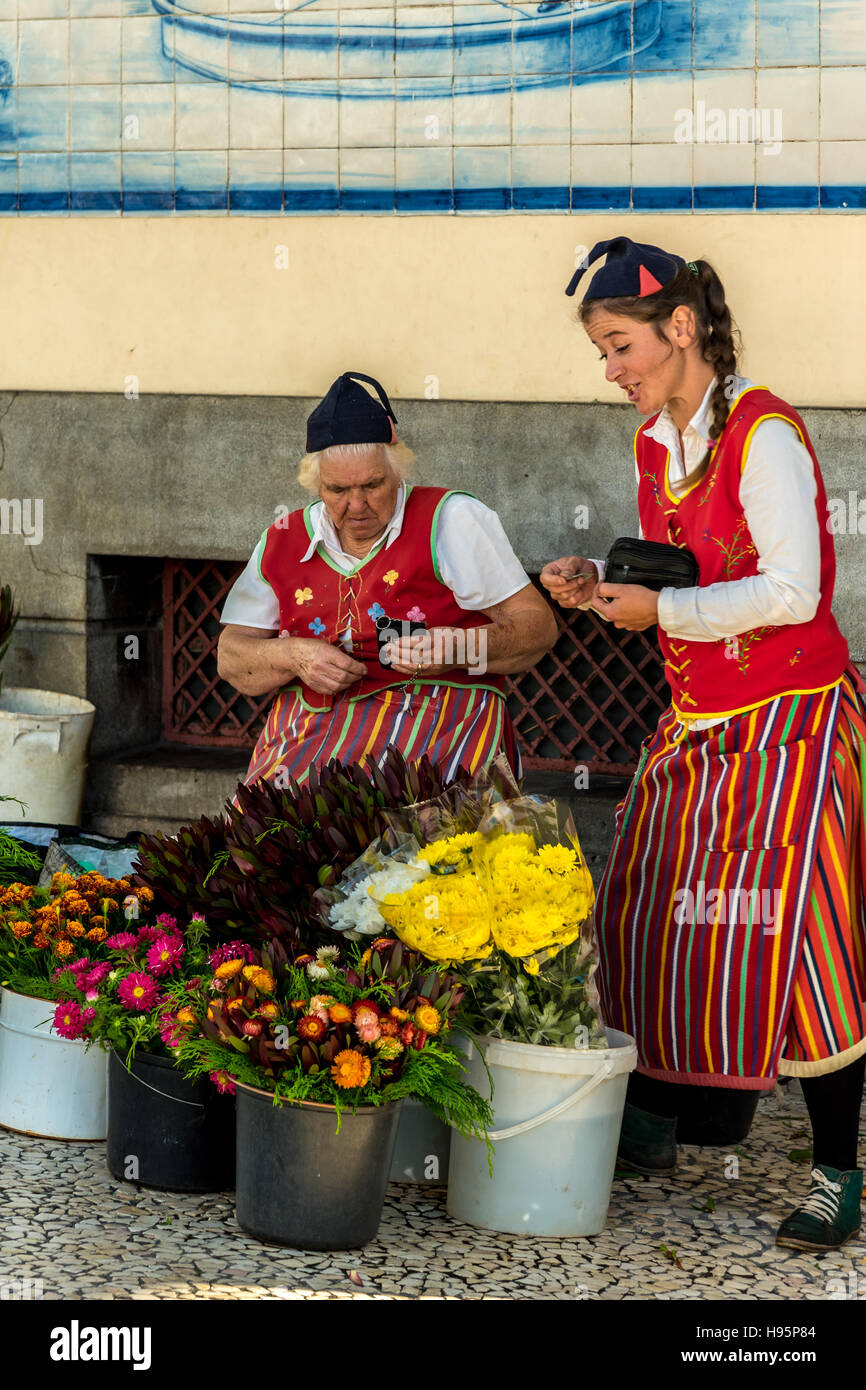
[{"left": 0, "top": 213, "right": 864, "bottom": 406}]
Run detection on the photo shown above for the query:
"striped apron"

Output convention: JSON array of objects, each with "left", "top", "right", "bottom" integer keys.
[
  {"left": 244, "top": 682, "right": 522, "bottom": 789},
  {"left": 595, "top": 666, "right": 866, "bottom": 1090}
]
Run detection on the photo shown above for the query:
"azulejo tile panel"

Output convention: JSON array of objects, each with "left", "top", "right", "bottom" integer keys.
[{"left": 0, "top": 0, "right": 864, "bottom": 213}]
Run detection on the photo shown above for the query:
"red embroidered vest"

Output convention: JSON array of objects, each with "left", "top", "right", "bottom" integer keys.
[
  {"left": 260, "top": 484, "right": 507, "bottom": 711},
  {"left": 636, "top": 386, "right": 849, "bottom": 718}
]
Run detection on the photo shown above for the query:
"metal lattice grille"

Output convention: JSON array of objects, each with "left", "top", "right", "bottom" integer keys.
[{"left": 162, "top": 560, "right": 667, "bottom": 773}]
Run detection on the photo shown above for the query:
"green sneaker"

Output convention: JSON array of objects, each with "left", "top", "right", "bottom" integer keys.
[
  {"left": 776, "top": 1165, "right": 863, "bottom": 1251},
  {"left": 616, "top": 1102, "right": 678, "bottom": 1176}
]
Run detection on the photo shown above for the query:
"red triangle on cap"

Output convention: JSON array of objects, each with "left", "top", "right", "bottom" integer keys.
[{"left": 638, "top": 264, "right": 663, "bottom": 296}]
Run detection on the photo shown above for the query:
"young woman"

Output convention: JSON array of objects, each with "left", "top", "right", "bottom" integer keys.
[{"left": 541, "top": 236, "right": 866, "bottom": 1252}]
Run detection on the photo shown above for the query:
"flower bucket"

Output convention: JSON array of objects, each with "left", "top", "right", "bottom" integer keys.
[
  {"left": 447, "top": 1028, "right": 637, "bottom": 1238},
  {"left": 389, "top": 1097, "right": 451, "bottom": 1184},
  {"left": 0, "top": 687, "right": 95, "bottom": 824},
  {"left": 106, "top": 1050, "right": 236, "bottom": 1192},
  {"left": 0, "top": 986, "right": 108, "bottom": 1139},
  {"left": 235, "top": 1083, "right": 403, "bottom": 1249}
]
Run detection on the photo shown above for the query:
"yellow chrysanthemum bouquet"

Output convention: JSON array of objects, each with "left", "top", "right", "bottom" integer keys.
[{"left": 320, "top": 794, "right": 607, "bottom": 1049}]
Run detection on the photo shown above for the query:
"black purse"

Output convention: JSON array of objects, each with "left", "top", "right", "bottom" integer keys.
[{"left": 603, "top": 537, "right": 699, "bottom": 591}]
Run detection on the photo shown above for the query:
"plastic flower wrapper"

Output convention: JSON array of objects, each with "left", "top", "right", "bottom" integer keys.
[{"left": 312, "top": 834, "right": 430, "bottom": 939}]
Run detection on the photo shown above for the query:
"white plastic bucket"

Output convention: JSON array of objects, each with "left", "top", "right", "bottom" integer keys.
[
  {"left": 0, "top": 687, "right": 96, "bottom": 824},
  {"left": 0, "top": 987, "right": 108, "bottom": 1139},
  {"left": 447, "top": 1028, "right": 637, "bottom": 1237}
]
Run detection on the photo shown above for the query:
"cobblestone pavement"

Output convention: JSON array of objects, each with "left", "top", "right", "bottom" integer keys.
[{"left": 2, "top": 1082, "right": 864, "bottom": 1301}]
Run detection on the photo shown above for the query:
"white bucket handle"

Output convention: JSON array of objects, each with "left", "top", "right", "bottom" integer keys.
[
  {"left": 486, "top": 1058, "right": 616, "bottom": 1141},
  {"left": 11, "top": 719, "right": 63, "bottom": 753}
]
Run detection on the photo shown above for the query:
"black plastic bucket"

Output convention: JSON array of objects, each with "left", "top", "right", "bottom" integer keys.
[
  {"left": 627, "top": 1072, "right": 760, "bottom": 1145},
  {"left": 235, "top": 1084, "right": 403, "bottom": 1249},
  {"left": 107, "top": 1049, "right": 236, "bottom": 1192}
]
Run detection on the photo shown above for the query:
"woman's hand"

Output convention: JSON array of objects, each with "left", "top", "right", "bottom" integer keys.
[
  {"left": 286, "top": 636, "right": 368, "bottom": 693},
  {"left": 539, "top": 556, "right": 599, "bottom": 609},
  {"left": 383, "top": 627, "right": 463, "bottom": 679},
  {"left": 591, "top": 583, "right": 659, "bottom": 631}
]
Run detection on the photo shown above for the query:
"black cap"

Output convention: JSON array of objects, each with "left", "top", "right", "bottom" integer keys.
[
  {"left": 565, "top": 236, "right": 687, "bottom": 300},
  {"left": 306, "top": 371, "right": 398, "bottom": 452}
]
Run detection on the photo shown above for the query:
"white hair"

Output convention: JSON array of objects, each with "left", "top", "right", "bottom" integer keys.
[{"left": 297, "top": 440, "right": 415, "bottom": 494}]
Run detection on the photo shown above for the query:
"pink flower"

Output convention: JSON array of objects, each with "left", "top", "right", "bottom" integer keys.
[
  {"left": 70, "top": 956, "right": 91, "bottom": 975},
  {"left": 207, "top": 940, "right": 256, "bottom": 969},
  {"left": 117, "top": 971, "right": 160, "bottom": 1012},
  {"left": 84, "top": 988, "right": 100, "bottom": 1002},
  {"left": 146, "top": 934, "right": 184, "bottom": 978},
  {"left": 406, "top": 606, "right": 426, "bottom": 622},
  {"left": 308, "top": 994, "right": 332, "bottom": 1023},
  {"left": 209, "top": 1070, "right": 236, "bottom": 1096},
  {"left": 85, "top": 963, "right": 110, "bottom": 989},
  {"left": 106, "top": 932, "right": 138, "bottom": 951},
  {"left": 81, "top": 1007, "right": 96, "bottom": 1025},
  {"left": 190, "top": 914, "right": 206, "bottom": 924},
  {"left": 353, "top": 1004, "right": 381, "bottom": 1044},
  {"left": 53, "top": 1001, "right": 86, "bottom": 1040},
  {"left": 156, "top": 913, "right": 178, "bottom": 931},
  {"left": 158, "top": 1011, "right": 184, "bottom": 1048},
  {"left": 136, "top": 925, "right": 159, "bottom": 944}
]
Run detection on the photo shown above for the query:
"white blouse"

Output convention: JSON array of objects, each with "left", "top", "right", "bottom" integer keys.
[
  {"left": 586, "top": 375, "right": 825, "bottom": 730},
  {"left": 220, "top": 484, "right": 532, "bottom": 629}
]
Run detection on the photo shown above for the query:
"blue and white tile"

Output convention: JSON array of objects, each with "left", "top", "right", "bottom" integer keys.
[
  {"left": 284, "top": 147, "right": 339, "bottom": 210},
  {"left": 692, "top": 69, "right": 756, "bottom": 135},
  {"left": 339, "top": 8, "right": 395, "bottom": 78},
  {"left": 122, "top": 148, "right": 174, "bottom": 211},
  {"left": 694, "top": 0, "right": 755, "bottom": 69},
  {"left": 284, "top": 94, "right": 339, "bottom": 147},
  {"left": 395, "top": 79, "right": 452, "bottom": 144},
  {"left": 395, "top": 142, "right": 451, "bottom": 207},
  {"left": 19, "top": 150, "right": 68, "bottom": 210},
  {"left": 453, "top": 5, "right": 510, "bottom": 78},
  {"left": 0, "top": 153, "right": 17, "bottom": 211},
  {"left": 70, "top": 150, "right": 121, "bottom": 208},
  {"left": 229, "top": 83, "right": 284, "bottom": 148},
  {"left": 0, "top": 0, "right": 15, "bottom": 20},
  {"left": 17, "top": 85, "right": 68, "bottom": 150},
  {"left": 121, "top": 15, "right": 174, "bottom": 83},
  {"left": 756, "top": 139, "right": 818, "bottom": 208},
  {"left": 73, "top": 0, "right": 124, "bottom": 17},
  {"left": 820, "top": 140, "right": 866, "bottom": 208},
  {"left": 176, "top": 82, "right": 229, "bottom": 148},
  {"left": 282, "top": 17, "right": 338, "bottom": 81},
  {"left": 339, "top": 84, "right": 395, "bottom": 145},
  {"left": 229, "top": 146, "right": 282, "bottom": 208},
  {"left": 0, "top": 19, "right": 17, "bottom": 76},
  {"left": 18, "top": 0, "right": 66, "bottom": 18},
  {"left": 513, "top": 80, "right": 570, "bottom": 144},
  {"left": 512, "top": 142, "right": 568, "bottom": 209},
  {"left": 121, "top": 83, "right": 175, "bottom": 151},
  {"left": 452, "top": 80, "right": 509, "bottom": 145},
  {"left": 0, "top": 85, "right": 17, "bottom": 152},
  {"left": 571, "top": 74, "right": 629, "bottom": 144},
  {"left": 570, "top": 141, "right": 630, "bottom": 209},
  {"left": 632, "top": 71, "right": 692, "bottom": 143},
  {"left": 227, "top": 20, "right": 285, "bottom": 83},
  {"left": 756, "top": 67, "right": 817, "bottom": 143},
  {"left": 631, "top": 140, "right": 692, "bottom": 209},
  {"left": 175, "top": 148, "right": 228, "bottom": 208},
  {"left": 69, "top": 85, "right": 121, "bottom": 149},
  {"left": 693, "top": 139, "right": 754, "bottom": 210},
  {"left": 70, "top": 17, "right": 122, "bottom": 83},
  {"left": 511, "top": 8, "right": 570, "bottom": 81},
  {"left": 757, "top": 0, "right": 818, "bottom": 66},
  {"left": 820, "top": 68, "right": 866, "bottom": 141},
  {"left": 395, "top": 5, "right": 453, "bottom": 80},
  {"left": 453, "top": 143, "right": 509, "bottom": 208},
  {"left": 634, "top": 0, "right": 691, "bottom": 72},
  {"left": 339, "top": 145, "right": 394, "bottom": 209},
  {"left": 821, "top": 0, "right": 866, "bottom": 65},
  {"left": 18, "top": 18, "right": 69, "bottom": 84}
]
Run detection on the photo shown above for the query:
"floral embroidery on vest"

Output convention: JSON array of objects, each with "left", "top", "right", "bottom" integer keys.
[
  {"left": 725, "top": 627, "right": 775, "bottom": 676},
  {"left": 383, "top": 569, "right": 399, "bottom": 588},
  {"left": 643, "top": 468, "right": 662, "bottom": 508},
  {"left": 703, "top": 518, "right": 757, "bottom": 579},
  {"left": 295, "top": 587, "right": 313, "bottom": 605}
]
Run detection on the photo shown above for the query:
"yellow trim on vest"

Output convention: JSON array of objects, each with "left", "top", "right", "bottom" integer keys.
[
  {"left": 738, "top": 410, "right": 807, "bottom": 475},
  {"left": 654, "top": 385, "right": 766, "bottom": 507},
  {"left": 671, "top": 674, "right": 845, "bottom": 726}
]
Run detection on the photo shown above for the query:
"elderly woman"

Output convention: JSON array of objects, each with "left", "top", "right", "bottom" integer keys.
[{"left": 218, "top": 371, "right": 556, "bottom": 787}]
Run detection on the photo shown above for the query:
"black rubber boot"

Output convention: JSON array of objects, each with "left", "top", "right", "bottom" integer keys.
[{"left": 616, "top": 1102, "right": 678, "bottom": 1176}]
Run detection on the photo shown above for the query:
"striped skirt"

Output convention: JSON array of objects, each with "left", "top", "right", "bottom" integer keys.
[
  {"left": 243, "top": 682, "right": 522, "bottom": 788},
  {"left": 595, "top": 667, "right": 866, "bottom": 1089}
]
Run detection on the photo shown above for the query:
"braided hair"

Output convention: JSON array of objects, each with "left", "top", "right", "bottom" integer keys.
[{"left": 579, "top": 258, "right": 741, "bottom": 491}]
